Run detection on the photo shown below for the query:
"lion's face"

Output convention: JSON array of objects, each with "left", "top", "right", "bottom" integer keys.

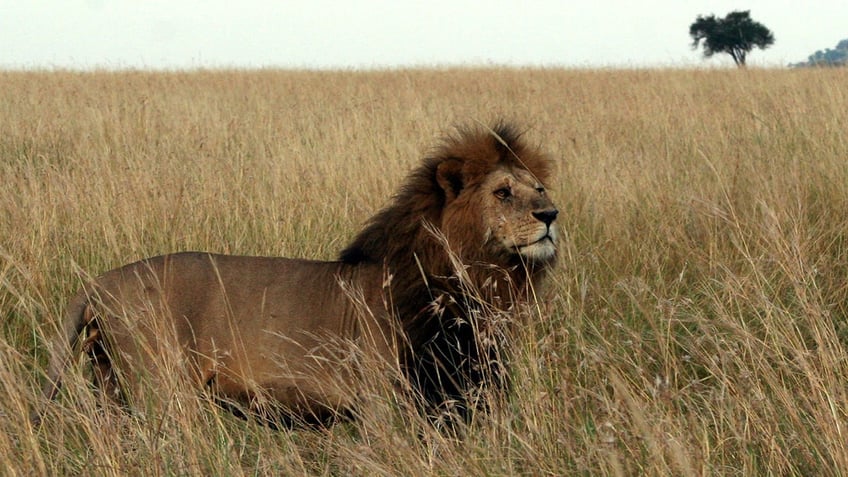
[
  {"left": 442, "top": 166, "right": 558, "bottom": 264},
  {"left": 481, "top": 167, "right": 558, "bottom": 262}
]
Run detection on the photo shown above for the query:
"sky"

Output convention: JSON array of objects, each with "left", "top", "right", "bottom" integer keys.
[{"left": 1, "top": 1, "right": 845, "bottom": 70}]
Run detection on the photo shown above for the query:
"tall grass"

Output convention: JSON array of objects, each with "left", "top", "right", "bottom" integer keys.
[{"left": 1, "top": 67, "right": 847, "bottom": 475}]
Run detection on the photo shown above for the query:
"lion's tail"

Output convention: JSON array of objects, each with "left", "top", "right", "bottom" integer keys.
[{"left": 31, "top": 291, "right": 91, "bottom": 426}]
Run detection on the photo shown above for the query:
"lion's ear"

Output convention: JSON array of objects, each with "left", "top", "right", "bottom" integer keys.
[{"left": 436, "top": 158, "right": 464, "bottom": 201}]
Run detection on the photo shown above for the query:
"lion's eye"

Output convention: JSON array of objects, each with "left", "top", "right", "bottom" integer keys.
[
  {"left": 536, "top": 186, "right": 546, "bottom": 195},
  {"left": 494, "top": 187, "right": 512, "bottom": 200}
]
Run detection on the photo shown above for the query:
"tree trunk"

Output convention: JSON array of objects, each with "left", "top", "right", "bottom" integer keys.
[{"left": 729, "top": 48, "right": 747, "bottom": 68}]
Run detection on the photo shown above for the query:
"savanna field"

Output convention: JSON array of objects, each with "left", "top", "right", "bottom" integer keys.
[{"left": 1, "top": 67, "right": 847, "bottom": 475}]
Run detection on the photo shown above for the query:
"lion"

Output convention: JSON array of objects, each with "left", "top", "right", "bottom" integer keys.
[{"left": 33, "top": 122, "right": 559, "bottom": 426}]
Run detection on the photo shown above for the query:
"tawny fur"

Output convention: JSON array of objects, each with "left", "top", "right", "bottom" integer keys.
[{"left": 34, "top": 122, "right": 559, "bottom": 425}]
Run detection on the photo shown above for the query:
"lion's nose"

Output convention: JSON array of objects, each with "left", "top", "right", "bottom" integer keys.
[{"left": 532, "top": 209, "right": 558, "bottom": 226}]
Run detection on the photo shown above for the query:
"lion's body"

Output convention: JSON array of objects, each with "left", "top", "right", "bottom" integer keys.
[
  {"left": 53, "top": 253, "right": 392, "bottom": 418},
  {"left": 35, "top": 122, "right": 559, "bottom": 424}
]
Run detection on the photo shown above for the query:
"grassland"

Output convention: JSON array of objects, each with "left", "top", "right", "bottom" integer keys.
[{"left": 1, "top": 67, "right": 847, "bottom": 475}]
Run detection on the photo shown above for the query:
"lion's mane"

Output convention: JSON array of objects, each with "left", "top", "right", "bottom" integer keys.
[{"left": 340, "top": 122, "right": 554, "bottom": 414}]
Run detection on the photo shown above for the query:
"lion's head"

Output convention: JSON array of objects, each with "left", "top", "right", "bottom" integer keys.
[
  {"left": 436, "top": 145, "right": 558, "bottom": 267},
  {"left": 340, "top": 122, "right": 558, "bottom": 287}
]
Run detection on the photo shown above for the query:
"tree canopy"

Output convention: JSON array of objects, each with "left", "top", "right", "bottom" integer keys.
[{"left": 689, "top": 10, "right": 775, "bottom": 67}]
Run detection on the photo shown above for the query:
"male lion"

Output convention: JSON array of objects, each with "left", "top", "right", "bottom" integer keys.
[{"left": 34, "top": 122, "right": 559, "bottom": 425}]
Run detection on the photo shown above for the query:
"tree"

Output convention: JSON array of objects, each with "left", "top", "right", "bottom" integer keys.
[{"left": 689, "top": 10, "right": 775, "bottom": 67}]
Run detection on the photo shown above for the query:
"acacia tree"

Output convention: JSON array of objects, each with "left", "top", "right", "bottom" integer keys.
[{"left": 689, "top": 10, "right": 775, "bottom": 67}]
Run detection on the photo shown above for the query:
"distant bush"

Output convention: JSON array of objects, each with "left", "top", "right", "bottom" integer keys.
[{"left": 792, "top": 38, "right": 848, "bottom": 67}]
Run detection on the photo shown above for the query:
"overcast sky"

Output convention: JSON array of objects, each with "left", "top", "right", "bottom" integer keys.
[{"left": 1, "top": 1, "right": 845, "bottom": 69}]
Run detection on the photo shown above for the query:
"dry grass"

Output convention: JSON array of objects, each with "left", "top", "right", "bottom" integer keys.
[{"left": 1, "top": 67, "right": 848, "bottom": 475}]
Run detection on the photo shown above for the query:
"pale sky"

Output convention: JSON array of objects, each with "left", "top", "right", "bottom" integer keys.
[{"left": 1, "top": 1, "right": 845, "bottom": 69}]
